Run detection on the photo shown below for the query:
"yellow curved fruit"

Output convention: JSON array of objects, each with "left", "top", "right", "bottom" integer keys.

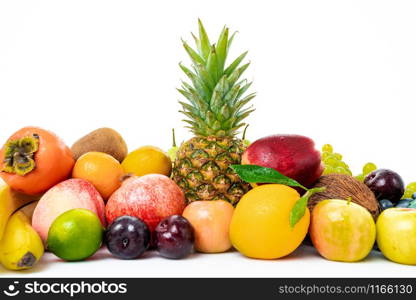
[
  {"left": 230, "top": 184, "right": 309, "bottom": 259},
  {"left": 0, "top": 184, "right": 40, "bottom": 240},
  {"left": 121, "top": 146, "right": 172, "bottom": 177},
  {"left": 0, "top": 211, "right": 44, "bottom": 270}
]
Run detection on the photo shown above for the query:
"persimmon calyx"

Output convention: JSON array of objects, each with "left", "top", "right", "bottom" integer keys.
[{"left": 2, "top": 134, "right": 39, "bottom": 176}]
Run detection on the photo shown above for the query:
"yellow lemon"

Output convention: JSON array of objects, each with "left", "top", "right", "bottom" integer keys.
[
  {"left": 121, "top": 146, "right": 172, "bottom": 177},
  {"left": 230, "top": 184, "right": 309, "bottom": 259}
]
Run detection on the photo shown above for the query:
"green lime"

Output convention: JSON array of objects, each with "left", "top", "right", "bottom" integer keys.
[{"left": 47, "top": 209, "right": 103, "bottom": 261}]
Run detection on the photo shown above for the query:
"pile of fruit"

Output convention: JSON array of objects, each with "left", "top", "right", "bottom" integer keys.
[{"left": 1, "top": 20, "right": 416, "bottom": 272}]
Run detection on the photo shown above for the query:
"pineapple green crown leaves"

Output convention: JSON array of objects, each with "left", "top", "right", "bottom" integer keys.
[{"left": 178, "top": 20, "right": 255, "bottom": 138}]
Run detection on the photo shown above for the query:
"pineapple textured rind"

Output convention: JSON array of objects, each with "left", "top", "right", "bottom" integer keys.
[{"left": 172, "top": 136, "right": 250, "bottom": 204}]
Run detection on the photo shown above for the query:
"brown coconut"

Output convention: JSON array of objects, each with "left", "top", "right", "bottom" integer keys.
[{"left": 308, "top": 174, "right": 380, "bottom": 219}]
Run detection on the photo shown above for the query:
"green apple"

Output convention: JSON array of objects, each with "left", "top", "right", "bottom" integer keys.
[
  {"left": 376, "top": 208, "right": 416, "bottom": 265},
  {"left": 309, "top": 199, "right": 376, "bottom": 262}
]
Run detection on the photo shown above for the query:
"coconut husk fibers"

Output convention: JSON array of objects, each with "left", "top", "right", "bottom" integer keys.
[{"left": 308, "top": 174, "right": 380, "bottom": 219}]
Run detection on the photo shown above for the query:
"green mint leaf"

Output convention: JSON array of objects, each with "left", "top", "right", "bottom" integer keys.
[
  {"left": 289, "top": 187, "right": 326, "bottom": 228},
  {"left": 231, "top": 164, "right": 307, "bottom": 190}
]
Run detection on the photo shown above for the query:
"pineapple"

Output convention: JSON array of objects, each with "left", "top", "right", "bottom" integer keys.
[{"left": 172, "top": 20, "right": 255, "bottom": 205}]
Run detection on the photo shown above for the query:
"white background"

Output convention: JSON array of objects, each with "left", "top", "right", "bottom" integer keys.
[{"left": 0, "top": 0, "right": 416, "bottom": 277}]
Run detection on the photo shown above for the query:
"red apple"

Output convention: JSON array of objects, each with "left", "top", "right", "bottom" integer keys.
[
  {"left": 32, "top": 178, "right": 106, "bottom": 242},
  {"left": 105, "top": 174, "right": 186, "bottom": 231},
  {"left": 242, "top": 134, "right": 323, "bottom": 187}
]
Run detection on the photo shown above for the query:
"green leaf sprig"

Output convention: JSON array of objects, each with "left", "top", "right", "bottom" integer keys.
[{"left": 231, "top": 164, "right": 325, "bottom": 228}]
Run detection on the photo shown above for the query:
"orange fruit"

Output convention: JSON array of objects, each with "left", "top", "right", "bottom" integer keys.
[{"left": 72, "top": 152, "right": 124, "bottom": 200}]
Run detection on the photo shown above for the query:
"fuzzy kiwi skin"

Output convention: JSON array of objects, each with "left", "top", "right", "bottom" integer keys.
[{"left": 71, "top": 128, "right": 128, "bottom": 162}]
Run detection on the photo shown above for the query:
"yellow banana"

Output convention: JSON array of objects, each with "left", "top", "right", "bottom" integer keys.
[
  {"left": 0, "top": 211, "right": 44, "bottom": 270},
  {"left": 0, "top": 183, "right": 40, "bottom": 240}
]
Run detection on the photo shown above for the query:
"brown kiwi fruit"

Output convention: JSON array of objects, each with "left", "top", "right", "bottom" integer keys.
[{"left": 71, "top": 128, "right": 128, "bottom": 162}]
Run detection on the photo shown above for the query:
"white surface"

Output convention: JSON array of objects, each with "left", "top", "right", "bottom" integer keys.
[
  {"left": 3, "top": 246, "right": 416, "bottom": 278},
  {"left": 0, "top": 0, "right": 416, "bottom": 277}
]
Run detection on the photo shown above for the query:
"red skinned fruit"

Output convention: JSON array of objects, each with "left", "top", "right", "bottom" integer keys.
[
  {"left": 105, "top": 174, "right": 186, "bottom": 231},
  {"left": 32, "top": 178, "right": 106, "bottom": 242},
  {"left": 242, "top": 134, "right": 323, "bottom": 188}
]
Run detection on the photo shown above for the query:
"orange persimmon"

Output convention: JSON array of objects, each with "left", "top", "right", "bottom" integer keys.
[{"left": 0, "top": 127, "right": 75, "bottom": 195}]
